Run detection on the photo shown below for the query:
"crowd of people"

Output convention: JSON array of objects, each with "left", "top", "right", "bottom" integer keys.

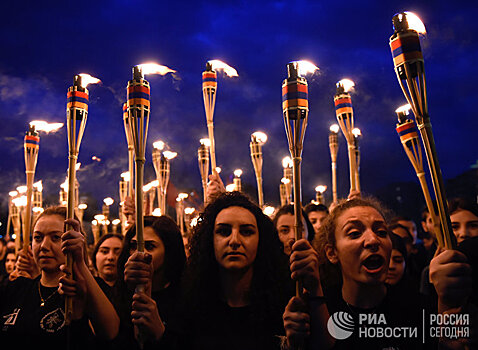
[{"left": 0, "top": 172, "right": 476, "bottom": 349}]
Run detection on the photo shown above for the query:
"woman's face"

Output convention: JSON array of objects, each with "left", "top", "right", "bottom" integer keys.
[
  {"left": 95, "top": 237, "right": 122, "bottom": 282},
  {"left": 276, "top": 213, "right": 294, "bottom": 255},
  {"left": 386, "top": 249, "right": 405, "bottom": 286},
  {"left": 5, "top": 252, "right": 16, "bottom": 274},
  {"left": 214, "top": 206, "right": 259, "bottom": 272},
  {"left": 131, "top": 226, "right": 165, "bottom": 271},
  {"left": 326, "top": 206, "right": 392, "bottom": 286},
  {"left": 450, "top": 209, "right": 478, "bottom": 244},
  {"left": 32, "top": 215, "right": 65, "bottom": 273}
]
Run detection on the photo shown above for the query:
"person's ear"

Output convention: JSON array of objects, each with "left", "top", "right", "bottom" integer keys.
[{"left": 325, "top": 243, "right": 339, "bottom": 264}]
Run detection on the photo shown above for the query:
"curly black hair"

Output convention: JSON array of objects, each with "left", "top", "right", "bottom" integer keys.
[{"left": 180, "top": 192, "right": 291, "bottom": 330}]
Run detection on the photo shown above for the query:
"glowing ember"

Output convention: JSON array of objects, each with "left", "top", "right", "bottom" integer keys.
[
  {"left": 200, "top": 138, "right": 211, "bottom": 147},
  {"left": 178, "top": 193, "right": 189, "bottom": 200},
  {"left": 121, "top": 172, "right": 130, "bottom": 182},
  {"left": 184, "top": 207, "right": 196, "bottom": 215},
  {"left": 16, "top": 186, "right": 27, "bottom": 194},
  {"left": 78, "top": 73, "right": 101, "bottom": 88},
  {"left": 402, "top": 12, "right": 426, "bottom": 34},
  {"left": 9, "top": 191, "right": 18, "bottom": 197},
  {"left": 395, "top": 104, "right": 412, "bottom": 115},
  {"left": 33, "top": 180, "right": 43, "bottom": 192},
  {"left": 263, "top": 206, "right": 275, "bottom": 217},
  {"left": 251, "top": 131, "right": 268, "bottom": 145},
  {"left": 281, "top": 177, "right": 291, "bottom": 184},
  {"left": 225, "top": 184, "right": 236, "bottom": 192},
  {"left": 30, "top": 120, "right": 64, "bottom": 133},
  {"left": 137, "top": 63, "right": 176, "bottom": 76},
  {"left": 329, "top": 124, "right": 340, "bottom": 133},
  {"left": 282, "top": 156, "right": 293, "bottom": 168},
  {"left": 78, "top": 203, "right": 87, "bottom": 210},
  {"left": 152, "top": 208, "right": 162, "bottom": 217},
  {"left": 234, "top": 169, "right": 243, "bottom": 177},
  {"left": 315, "top": 185, "right": 327, "bottom": 193},
  {"left": 291, "top": 60, "right": 320, "bottom": 76},
  {"left": 352, "top": 128, "right": 362, "bottom": 137},
  {"left": 208, "top": 60, "right": 238, "bottom": 77},
  {"left": 112, "top": 219, "right": 121, "bottom": 225},
  {"left": 103, "top": 197, "right": 114, "bottom": 206},
  {"left": 163, "top": 151, "right": 177, "bottom": 160},
  {"left": 153, "top": 140, "right": 165, "bottom": 150},
  {"left": 337, "top": 79, "right": 355, "bottom": 93},
  {"left": 92, "top": 156, "right": 101, "bottom": 162}
]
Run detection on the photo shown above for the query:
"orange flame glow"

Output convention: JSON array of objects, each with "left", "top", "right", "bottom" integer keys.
[
  {"left": 329, "top": 124, "right": 340, "bottom": 133},
  {"left": 200, "top": 138, "right": 211, "bottom": 147},
  {"left": 352, "top": 128, "right": 362, "bottom": 137},
  {"left": 337, "top": 79, "right": 355, "bottom": 93},
  {"left": 163, "top": 151, "right": 177, "bottom": 160},
  {"left": 208, "top": 60, "right": 238, "bottom": 77},
  {"left": 251, "top": 131, "right": 268, "bottom": 144},
  {"left": 137, "top": 63, "right": 176, "bottom": 76},
  {"left": 402, "top": 12, "right": 426, "bottom": 35},
  {"left": 282, "top": 156, "right": 293, "bottom": 168},
  {"left": 78, "top": 73, "right": 101, "bottom": 88},
  {"left": 395, "top": 104, "right": 412, "bottom": 115},
  {"left": 153, "top": 140, "right": 165, "bottom": 150},
  {"left": 291, "top": 60, "right": 319, "bottom": 76},
  {"left": 315, "top": 185, "right": 327, "bottom": 193},
  {"left": 30, "top": 120, "right": 64, "bottom": 133}
]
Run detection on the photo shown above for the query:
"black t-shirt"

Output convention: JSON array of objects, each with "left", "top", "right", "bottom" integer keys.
[{"left": 0, "top": 276, "right": 93, "bottom": 348}]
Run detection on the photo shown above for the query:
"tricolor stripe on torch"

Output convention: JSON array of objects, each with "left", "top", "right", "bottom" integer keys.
[
  {"left": 282, "top": 81, "right": 308, "bottom": 111},
  {"left": 123, "top": 102, "right": 128, "bottom": 118},
  {"left": 67, "top": 90, "right": 89, "bottom": 112},
  {"left": 24, "top": 135, "right": 40, "bottom": 150},
  {"left": 127, "top": 82, "right": 150, "bottom": 109},
  {"left": 202, "top": 71, "right": 217, "bottom": 88},
  {"left": 390, "top": 32, "right": 423, "bottom": 67},
  {"left": 334, "top": 95, "right": 353, "bottom": 116},
  {"left": 396, "top": 120, "right": 419, "bottom": 143}
]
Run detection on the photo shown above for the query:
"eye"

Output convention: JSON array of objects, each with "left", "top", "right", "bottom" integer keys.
[
  {"left": 99, "top": 248, "right": 109, "bottom": 254},
  {"left": 215, "top": 227, "right": 231, "bottom": 237},
  {"left": 451, "top": 223, "right": 460, "bottom": 231},
  {"left": 240, "top": 228, "right": 256, "bottom": 236},
  {"left": 145, "top": 242, "right": 156, "bottom": 251},
  {"left": 33, "top": 234, "right": 42, "bottom": 242},
  {"left": 51, "top": 235, "right": 62, "bottom": 242},
  {"left": 279, "top": 227, "right": 290, "bottom": 235},
  {"left": 347, "top": 230, "right": 361, "bottom": 239},
  {"left": 377, "top": 229, "right": 388, "bottom": 238},
  {"left": 130, "top": 241, "right": 138, "bottom": 251},
  {"left": 393, "top": 256, "right": 404, "bottom": 263}
]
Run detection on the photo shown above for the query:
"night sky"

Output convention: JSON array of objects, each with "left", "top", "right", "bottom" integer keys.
[{"left": 1, "top": 0, "right": 477, "bottom": 223}]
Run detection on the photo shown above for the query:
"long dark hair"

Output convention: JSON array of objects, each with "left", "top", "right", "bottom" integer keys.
[
  {"left": 272, "top": 204, "right": 315, "bottom": 242},
  {"left": 91, "top": 233, "right": 123, "bottom": 271},
  {"left": 117, "top": 215, "right": 186, "bottom": 289},
  {"left": 181, "top": 192, "right": 291, "bottom": 328}
]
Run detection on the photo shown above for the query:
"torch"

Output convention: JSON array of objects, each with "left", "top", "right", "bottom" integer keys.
[
  {"left": 123, "top": 103, "right": 135, "bottom": 198},
  {"left": 6, "top": 191, "right": 18, "bottom": 241},
  {"left": 280, "top": 178, "right": 291, "bottom": 206},
  {"left": 352, "top": 127, "right": 362, "bottom": 192},
  {"left": 315, "top": 185, "right": 327, "bottom": 205},
  {"left": 103, "top": 197, "right": 114, "bottom": 224},
  {"left": 329, "top": 124, "right": 340, "bottom": 203},
  {"left": 282, "top": 156, "right": 293, "bottom": 203},
  {"left": 12, "top": 191, "right": 27, "bottom": 253},
  {"left": 250, "top": 131, "right": 267, "bottom": 208},
  {"left": 202, "top": 59, "right": 238, "bottom": 175},
  {"left": 176, "top": 193, "right": 188, "bottom": 236},
  {"left": 233, "top": 169, "right": 243, "bottom": 192},
  {"left": 91, "top": 218, "right": 101, "bottom": 246},
  {"left": 32, "top": 181, "right": 44, "bottom": 223},
  {"left": 65, "top": 72, "right": 100, "bottom": 323},
  {"left": 282, "top": 60, "right": 318, "bottom": 297},
  {"left": 334, "top": 78, "right": 358, "bottom": 193},
  {"left": 197, "top": 138, "right": 210, "bottom": 204},
  {"left": 119, "top": 172, "right": 129, "bottom": 232},
  {"left": 154, "top": 150, "right": 177, "bottom": 216},
  {"left": 112, "top": 219, "right": 121, "bottom": 235},
  {"left": 77, "top": 203, "right": 87, "bottom": 224},
  {"left": 389, "top": 12, "right": 456, "bottom": 248},
  {"left": 395, "top": 104, "right": 444, "bottom": 248}
]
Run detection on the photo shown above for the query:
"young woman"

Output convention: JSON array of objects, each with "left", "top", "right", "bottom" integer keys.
[
  {"left": 449, "top": 198, "right": 478, "bottom": 243},
  {"left": 0, "top": 206, "right": 119, "bottom": 348},
  {"left": 385, "top": 233, "right": 407, "bottom": 287},
  {"left": 92, "top": 233, "right": 123, "bottom": 288}
]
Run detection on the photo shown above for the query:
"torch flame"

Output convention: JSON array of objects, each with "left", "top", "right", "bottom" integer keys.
[
  {"left": 402, "top": 12, "right": 426, "bottom": 35},
  {"left": 281, "top": 177, "right": 291, "bottom": 185},
  {"left": 9, "top": 191, "right": 18, "bottom": 197},
  {"left": 112, "top": 219, "right": 121, "bottom": 225},
  {"left": 282, "top": 156, "right": 293, "bottom": 168},
  {"left": 78, "top": 203, "right": 87, "bottom": 210},
  {"left": 121, "top": 172, "right": 131, "bottom": 182},
  {"left": 30, "top": 120, "right": 64, "bottom": 133},
  {"left": 225, "top": 184, "right": 236, "bottom": 192},
  {"left": 190, "top": 217, "right": 199, "bottom": 227},
  {"left": 75, "top": 162, "right": 81, "bottom": 171},
  {"left": 178, "top": 193, "right": 189, "bottom": 200},
  {"left": 215, "top": 167, "right": 222, "bottom": 174},
  {"left": 94, "top": 214, "right": 106, "bottom": 222},
  {"left": 103, "top": 197, "right": 114, "bottom": 206},
  {"left": 329, "top": 124, "right": 340, "bottom": 133},
  {"left": 234, "top": 169, "right": 243, "bottom": 178},
  {"left": 352, "top": 128, "right": 362, "bottom": 137},
  {"left": 152, "top": 208, "right": 162, "bottom": 217},
  {"left": 292, "top": 60, "right": 320, "bottom": 76},
  {"left": 163, "top": 151, "right": 178, "bottom": 160},
  {"left": 78, "top": 73, "right": 101, "bottom": 88},
  {"left": 251, "top": 131, "right": 268, "bottom": 145},
  {"left": 200, "top": 138, "right": 211, "bottom": 147},
  {"left": 13, "top": 195, "right": 27, "bottom": 207},
  {"left": 92, "top": 220, "right": 98, "bottom": 226},
  {"left": 137, "top": 63, "right": 176, "bottom": 76},
  {"left": 315, "top": 185, "right": 327, "bottom": 193},
  {"left": 153, "top": 140, "right": 165, "bottom": 150},
  {"left": 337, "top": 79, "right": 355, "bottom": 93},
  {"left": 208, "top": 60, "right": 238, "bottom": 77},
  {"left": 263, "top": 206, "right": 275, "bottom": 217},
  {"left": 184, "top": 207, "right": 196, "bottom": 215},
  {"left": 395, "top": 104, "right": 412, "bottom": 115},
  {"left": 33, "top": 207, "right": 44, "bottom": 214},
  {"left": 16, "top": 186, "right": 27, "bottom": 194}
]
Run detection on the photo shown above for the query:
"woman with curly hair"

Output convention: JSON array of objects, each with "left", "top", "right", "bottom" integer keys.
[{"left": 164, "top": 191, "right": 291, "bottom": 349}]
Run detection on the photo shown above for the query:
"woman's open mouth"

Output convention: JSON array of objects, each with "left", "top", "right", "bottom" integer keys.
[{"left": 362, "top": 254, "right": 385, "bottom": 274}]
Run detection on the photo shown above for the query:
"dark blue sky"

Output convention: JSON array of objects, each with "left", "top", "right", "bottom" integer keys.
[{"left": 1, "top": 0, "right": 477, "bottom": 217}]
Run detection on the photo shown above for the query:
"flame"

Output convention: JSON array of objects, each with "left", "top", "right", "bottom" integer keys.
[
  {"left": 121, "top": 172, "right": 130, "bottom": 182},
  {"left": 178, "top": 193, "right": 189, "bottom": 200},
  {"left": 92, "top": 156, "right": 101, "bottom": 162},
  {"left": 16, "top": 186, "right": 27, "bottom": 194},
  {"left": 184, "top": 207, "right": 196, "bottom": 215},
  {"left": 329, "top": 124, "right": 340, "bottom": 133},
  {"left": 9, "top": 191, "right": 18, "bottom": 197},
  {"left": 137, "top": 63, "right": 176, "bottom": 76},
  {"left": 225, "top": 184, "right": 235, "bottom": 192},
  {"left": 33, "top": 180, "right": 43, "bottom": 192},
  {"left": 263, "top": 206, "right": 275, "bottom": 217},
  {"left": 292, "top": 60, "right": 320, "bottom": 76},
  {"left": 352, "top": 128, "right": 362, "bottom": 137},
  {"left": 143, "top": 183, "right": 153, "bottom": 192},
  {"left": 402, "top": 12, "right": 426, "bottom": 34},
  {"left": 281, "top": 177, "right": 291, "bottom": 184},
  {"left": 395, "top": 104, "right": 412, "bottom": 115},
  {"left": 200, "top": 138, "right": 211, "bottom": 147},
  {"left": 32, "top": 207, "right": 44, "bottom": 214},
  {"left": 282, "top": 156, "right": 293, "bottom": 168},
  {"left": 163, "top": 151, "right": 177, "bottom": 160},
  {"left": 234, "top": 169, "right": 243, "bottom": 178},
  {"left": 11, "top": 234, "right": 16, "bottom": 240},
  {"left": 94, "top": 214, "right": 106, "bottom": 221},
  {"left": 13, "top": 195, "right": 27, "bottom": 207},
  {"left": 30, "top": 120, "right": 64, "bottom": 133},
  {"left": 151, "top": 180, "right": 159, "bottom": 187},
  {"left": 75, "top": 162, "right": 81, "bottom": 171},
  {"left": 251, "top": 131, "right": 268, "bottom": 145},
  {"left": 190, "top": 217, "right": 198, "bottom": 227},
  {"left": 153, "top": 140, "right": 165, "bottom": 150},
  {"left": 208, "top": 60, "right": 238, "bottom": 77},
  {"left": 152, "top": 208, "right": 162, "bottom": 217},
  {"left": 103, "top": 197, "right": 114, "bottom": 206},
  {"left": 337, "top": 79, "right": 355, "bottom": 93},
  {"left": 78, "top": 203, "right": 88, "bottom": 210},
  {"left": 215, "top": 167, "right": 222, "bottom": 174},
  {"left": 92, "top": 220, "right": 98, "bottom": 226},
  {"left": 60, "top": 180, "right": 68, "bottom": 190},
  {"left": 78, "top": 73, "right": 101, "bottom": 88},
  {"left": 112, "top": 219, "right": 121, "bottom": 225},
  {"left": 315, "top": 185, "right": 327, "bottom": 193}
]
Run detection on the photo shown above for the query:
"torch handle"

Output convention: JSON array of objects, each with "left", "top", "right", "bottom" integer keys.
[
  {"left": 14, "top": 218, "right": 21, "bottom": 255},
  {"left": 23, "top": 172, "right": 35, "bottom": 252},
  {"left": 65, "top": 155, "right": 77, "bottom": 325},
  {"left": 207, "top": 121, "right": 217, "bottom": 175},
  {"left": 347, "top": 143, "right": 357, "bottom": 192},
  {"left": 419, "top": 123, "right": 456, "bottom": 249},
  {"left": 135, "top": 159, "right": 145, "bottom": 253},
  {"left": 331, "top": 161, "right": 338, "bottom": 204},
  {"left": 292, "top": 157, "right": 304, "bottom": 298},
  {"left": 128, "top": 149, "right": 134, "bottom": 197},
  {"left": 256, "top": 175, "right": 264, "bottom": 209}
]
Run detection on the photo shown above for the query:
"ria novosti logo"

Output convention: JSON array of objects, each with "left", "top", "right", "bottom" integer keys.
[{"left": 327, "top": 311, "right": 355, "bottom": 340}]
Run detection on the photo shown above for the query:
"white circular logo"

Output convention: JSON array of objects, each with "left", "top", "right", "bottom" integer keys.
[{"left": 327, "top": 311, "right": 355, "bottom": 340}]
